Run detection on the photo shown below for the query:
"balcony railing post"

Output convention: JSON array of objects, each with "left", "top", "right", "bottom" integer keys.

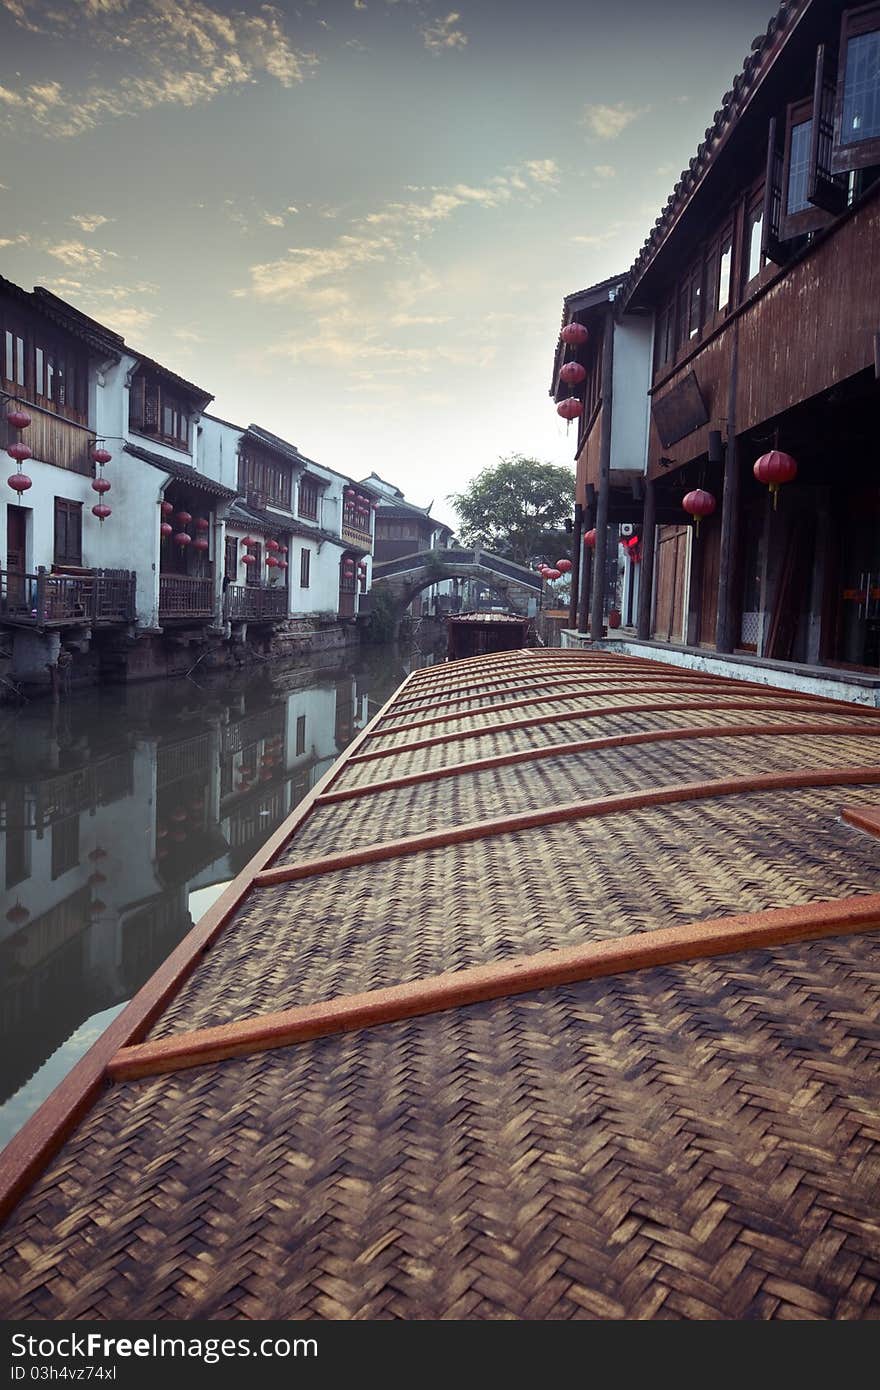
[{"left": 36, "top": 566, "right": 46, "bottom": 624}]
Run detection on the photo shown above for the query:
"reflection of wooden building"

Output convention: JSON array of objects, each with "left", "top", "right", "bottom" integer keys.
[{"left": 560, "top": 0, "right": 880, "bottom": 679}]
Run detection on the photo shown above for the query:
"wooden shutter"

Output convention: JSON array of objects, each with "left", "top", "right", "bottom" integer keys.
[
  {"left": 761, "top": 117, "right": 789, "bottom": 265},
  {"left": 809, "top": 44, "right": 848, "bottom": 213}
]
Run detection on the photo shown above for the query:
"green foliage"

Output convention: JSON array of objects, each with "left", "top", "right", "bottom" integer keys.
[
  {"left": 365, "top": 584, "right": 399, "bottom": 643},
  {"left": 448, "top": 454, "right": 575, "bottom": 565}
]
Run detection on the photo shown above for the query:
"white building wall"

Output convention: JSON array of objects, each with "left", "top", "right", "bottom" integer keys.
[{"left": 610, "top": 316, "right": 653, "bottom": 475}]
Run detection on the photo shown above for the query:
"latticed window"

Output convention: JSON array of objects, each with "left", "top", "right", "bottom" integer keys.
[
  {"left": 129, "top": 372, "right": 190, "bottom": 448},
  {"left": 54, "top": 498, "right": 82, "bottom": 567}
]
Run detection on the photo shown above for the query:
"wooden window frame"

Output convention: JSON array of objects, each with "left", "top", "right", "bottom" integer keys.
[
  {"left": 781, "top": 97, "right": 832, "bottom": 237},
  {"left": 1, "top": 311, "right": 88, "bottom": 423},
  {"left": 246, "top": 541, "right": 262, "bottom": 585},
  {"left": 237, "top": 447, "right": 292, "bottom": 511},
  {"left": 54, "top": 498, "right": 83, "bottom": 567},
  {"left": 298, "top": 479, "right": 319, "bottom": 521},
  {"left": 129, "top": 372, "right": 191, "bottom": 451},
  {"left": 300, "top": 547, "right": 310, "bottom": 589},
  {"left": 295, "top": 714, "right": 306, "bottom": 756},
  {"left": 224, "top": 536, "right": 238, "bottom": 581},
  {"left": 833, "top": 2, "right": 880, "bottom": 173},
  {"left": 746, "top": 183, "right": 774, "bottom": 293}
]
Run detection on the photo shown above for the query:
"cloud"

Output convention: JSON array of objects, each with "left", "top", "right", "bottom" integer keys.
[
  {"left": 70, "top": 213, "right": 111, "bottom": 232},
  {"left": 582, "top": 102, "right": 646, "bottom": 139},
  {"left": 46, "top": 240, "right": 108, "bottom": 269},
  {"left": 390, "top": 313, "right": 452, "bottom": 326},
  {"left": 593, "top": 164, "right": 616, "bottom": 179},
  {"left": 422, "top": 12, "right": 468, "bottom": 52},
  {"left": 240, "top": 159, "right": 559, "bottom": 300},
  {"left": 0, "top": 0, "right": 315, "bottom": 137},
  {"left": 0, "top": 232, "right": 30, "bottom": 248},
  {"left": 262, "top": 212, "right": 285, "bottom": 227},
  {"left": 95, "top": 304, "right": 157, "bottom": 336}
]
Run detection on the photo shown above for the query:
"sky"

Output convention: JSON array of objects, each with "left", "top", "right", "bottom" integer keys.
[{"left": 0, "top": 0, "right": 776, "bottom": 528}]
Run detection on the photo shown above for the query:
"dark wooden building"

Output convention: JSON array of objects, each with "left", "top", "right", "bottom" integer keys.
[{"left": 561, "top": 0, "right": 880, "bottom": 677}]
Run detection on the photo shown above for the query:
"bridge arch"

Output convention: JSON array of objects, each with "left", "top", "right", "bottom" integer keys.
[{"left": 369, "top": 548, "right": 542, "bottom": 636}]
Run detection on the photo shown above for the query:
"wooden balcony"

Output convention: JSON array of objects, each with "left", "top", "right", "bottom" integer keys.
[
  {"left": 158, "top": 574, "right": 215, "bottom": 620},
  {"left": 340, "top": 521, "right": 373, "bottom": 550},
  {"left": 0, "top": 404, "right": 93, "bottom": 477},
  {"left": 0, "top": 568, "right": 135, "bottom": 628},
  {"left": 226, "top": 584, "right": 288, "bottom": 622}
]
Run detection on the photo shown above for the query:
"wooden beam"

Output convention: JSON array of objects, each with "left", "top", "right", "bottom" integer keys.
[
  {"left": 842, "top": 804, "right": 880, "bottom": 839},
  {"left": 591, "top": 307, "right": 614, "bottom": 641},
  {"left": 254, "top": 766, "right": 880, "bottom": 887},
  {"left": 347, "top": 695, "right": 867, "bottom": 765},
  {"left": 569, "top": 500, "right": 583, "bottom": 630},
  {"left": 637, "top": 476, "right": 657, "bottom": 641},
  {"left": 108, "top": 892, "right": 880, "bottom": 1081},
  {"left": 320, "top": 723, "right": 880, "bottom": 805},
  {"left": 716, "top": 320, "right": 740, "bottom": 654}
]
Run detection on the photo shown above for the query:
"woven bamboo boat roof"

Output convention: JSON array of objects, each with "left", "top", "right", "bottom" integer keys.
[{"left": 2, "top": 648, "right": 880, "bottom": 1320}]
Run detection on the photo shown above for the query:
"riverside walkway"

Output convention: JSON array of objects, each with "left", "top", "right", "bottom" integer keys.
[{"left": 2, "top": 648, "right": 880, "bottom": 1319}]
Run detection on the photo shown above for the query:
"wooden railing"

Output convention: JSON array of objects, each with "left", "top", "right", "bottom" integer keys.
[
  {"left": 157, "top": 733, "right": 211, "bottom": 790},
  {"left": 225, "top": 584, "right": 288, "bottom": 621},
  {"left": 0, "top": 568, "right": 135, "bottom": 625},
  {"left": 0, "top": 403, "right": 93, "bottom": 477},
  {"left": 158, "top": 574, "right": 215, "bottom": 619},
  {"left": 341, "top": 521, "right": 373, "bottom": 549}
]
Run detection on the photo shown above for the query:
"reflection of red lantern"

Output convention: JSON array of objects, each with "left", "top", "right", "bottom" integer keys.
[
  {"left": 556, "top": 398, "right": 583, "bottom": 421},
  {"left": 753, "top": 450, "right": 797, "bottom": 508},
  {"left": 556, "top": 559, "right": 572, "bottom": 573},
  {"left": 6, "top": 902, "right": 29, "bottom": 926},
  {"left": 583, "top": 529, "right": 597, "bottom": 548},
  {"left": 89, "top": 898, "right": 107, "bottom": 917},
  {"left": 88, "top": 870, "right": 107, "bottom": 884},
  {"left": 561, "top": 322, "right": 589, "bottom": 348},
  {"left": 89, "top": 847, "right": 108, "bottom": 861},
  {"left": 559, "top": 361, "right": 586, "bottom": 387},
  {"left": 160, "top": 500, "right": 173, "bottom": 516}
]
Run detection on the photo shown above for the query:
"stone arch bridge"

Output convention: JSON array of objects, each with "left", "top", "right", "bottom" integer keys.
[{"left": 370, "top": 548, "right": 543, "bottom": 634}]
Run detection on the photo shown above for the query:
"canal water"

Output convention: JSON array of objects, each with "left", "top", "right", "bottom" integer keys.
[{"left": 0, "top": 642, "right": 435, "bottom": 1151}]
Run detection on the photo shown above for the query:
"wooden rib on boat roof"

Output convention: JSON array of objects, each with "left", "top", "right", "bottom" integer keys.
[{"left": 1, "top": 647, "right": 880, "bottom": 1321}]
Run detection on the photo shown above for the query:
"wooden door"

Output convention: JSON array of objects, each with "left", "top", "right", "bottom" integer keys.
[
  {"left": 6, "top": 506, "right": 27, "bottom": 606},
  {"left": 652, "top": 525, "right": 688, "bottom": 642},
  {"left": 698, "top": 513, "right": 721, "bottom": 646}
]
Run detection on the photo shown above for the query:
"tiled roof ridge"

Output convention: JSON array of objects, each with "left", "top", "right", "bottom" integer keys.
[{"left": 617, "top": 0, "right": 808, "bottom": 309}]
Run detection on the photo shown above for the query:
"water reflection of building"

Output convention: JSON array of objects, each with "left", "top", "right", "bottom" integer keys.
[{"left": 0, "top": 666, "right": 375, "bottom": 1116}]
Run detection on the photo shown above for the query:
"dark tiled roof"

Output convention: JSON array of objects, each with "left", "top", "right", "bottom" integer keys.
[
  {"left": 0, "top": 279, "right": 123, "bottom": 361},
  {"left": 123, "top": 443, "right": 236, "bottom": 498},
  {"left": 227, "top": 501, "right": 345, "bottom": 547},
  {"left": 245, "top": 425, "right": 309, "bottom": 467},
  {"left": 618, "top": 0, "right": 807, "bottom": 310}
]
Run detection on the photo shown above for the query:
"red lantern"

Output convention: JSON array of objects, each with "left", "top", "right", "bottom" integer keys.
[
  {"left": 682, "top": 488, "right": 716, "bottom": 535},
  {"left": 195, "top": 517, "right": 210, "bottom": 532},
  {"left": 753, "top": 450, "right": 797, "bottom": 508},
  {"left": 559, "top": 361, "right": 586, "bottom": 387},
  {"left": 6, "top": 409, "right": 31, "bottom": 430},
  {"left": 278, "top": 559, "right": 288, "bottom": 570},
  {"left": 160, "top": 500, "right": 173, "bottom": 516},
  {"left": 242, "top": 553, "right": 257, "bottom": 566},
  {"left": 91, "top": 477, "right": 111, "bottom": 495},
  {"left": 7, "top": 441, "right": 31, "bottom": 462},
  {"left": 344, "top": 486, "right": 356, "bottom": 499},
  {"left": 160, "top": 522, "right": 173, "bottom": 538},
  {"left": 556, "top": 559, "right": 572, "bottom": 573},
  {"left": 279, "top": 545, "right": 288, "bottom": 554},
  {"left": 583, "top": 529, "right": 597, "bottom": 548},
  {"left": 561, "top": 322, "right": 589, "bottom": 348},
  {"left": 92, "top": 503, "right": 112, "bottom": 521},
  {"left": 266, "top": 555, "right": 279, "bottom": 568},
  {"left": 173, "top": 531, "right": 191, "bottom": 547},
  {"left": 372, "top": 499, "right": 380, "bottom": 510},
  {"left": 557, "top": 397, "right": 583, "bottom": 421},
  {"left": 242, "top": 536, "right": 257, "bottom": 547},
  {"left": 545, "top": 568, "right": 562, "bottom": 580},
  {"left": 266, "top": 539, "right": 280, "bottom": 552},
  {"left": 7, "top": 473, "right": 32, "bottom": 494},
  {"left": 193, "top": 537, "right": 209, "bottom": 552},
  {"left": 175, "top": 511, "right": 192, "bottom": 527},
  {"left": 92, "top": 448, "right": 112, "bottom": 466}
]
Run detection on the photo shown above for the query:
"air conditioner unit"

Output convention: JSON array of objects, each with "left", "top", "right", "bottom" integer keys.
[{"left": 620, "top": 523, "right": 634, "bottom": 537}]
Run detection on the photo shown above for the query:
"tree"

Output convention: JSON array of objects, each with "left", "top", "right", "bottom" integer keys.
[{"left": 448, "top": 455, "right": 575, "bottom": 566}]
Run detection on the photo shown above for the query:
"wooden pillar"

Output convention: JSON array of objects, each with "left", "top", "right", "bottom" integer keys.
[
  {"left": 590, "top": 309, "right": 614, "bottom": 641},
  {"left": 806, "top": 489, "right": 830, "bottom": 665},
  {"left": 578, "top": 484, "right": 596, "bottom": 633},
  {"left": 685, "top": 526, "right": 705, "bottom": 646},
  {"left": 715, "top": 320, "right": 740, "bottom": 653},
  {"left": 637, "top": 477, "right": 657, "bottom": 640},
  {"left": 568, "top": 501, "right": 583, "bottom": 631}
]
